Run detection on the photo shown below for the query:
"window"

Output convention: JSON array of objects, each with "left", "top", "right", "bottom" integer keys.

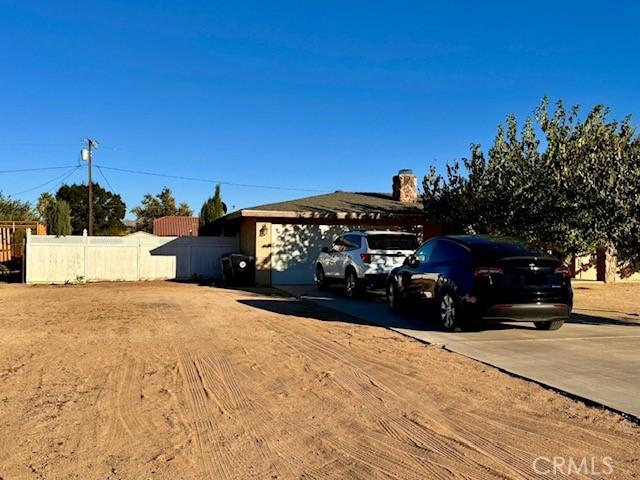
[
  {"left": 430, "top": 239, "right": 469, "bottom": 263},
  {"left": 342, "top": 234, "right": 362, "bottom": 251},
  {"left": 332, "top": 236, "right": 345, "bottom": 252},
  {"left": 415, "top": 239, "right": 437, "bottom": 263},
  {"left": 474, "top": 241, "right": 538, "bottom": 258},
  {"left": 367, "top": 234, "right": 418, "bottom": 251}
]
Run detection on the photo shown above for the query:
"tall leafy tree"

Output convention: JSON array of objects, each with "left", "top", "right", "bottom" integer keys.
[
  {"left": 56, "top": 183, "right": 126, "bottom": 235},
  {"left": 0, "top": 193, "right": 37, "bottom": 221},
  {"left": 131, "top": 187, "right": 193, "bottom": 232},
  {"left": 199, "top": 184, "right": 226, "bottom": 226},
  {"left": 45, "top": 199, "right": 72, "bottom": 236},
  {"left": 36, "top": 192, "right": 55, "bottom": 223},
  {"left": 423, "top": 97, "right": 640, "bottom": 277}
]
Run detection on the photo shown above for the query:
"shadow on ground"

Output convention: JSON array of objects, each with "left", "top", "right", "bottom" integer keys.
[
  {"left": 232, "top": 284, "right": 636, "bottom": 333},
  {"left": 237, "top": 298, "right": 375, "bottom": 326},
  {"left": 569, "top": 313, "right": 640, "bottom": 327},
  {"left": 237, "top": 296, "right": 540, "bottom": 333}
]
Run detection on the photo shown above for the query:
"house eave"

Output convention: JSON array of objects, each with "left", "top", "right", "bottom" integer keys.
[{"left": 238, "top": 209, "right": 424, "bottom": 220}]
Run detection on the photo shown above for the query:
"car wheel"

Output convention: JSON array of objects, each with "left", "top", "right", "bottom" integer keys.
[
  {"left": 534, "top": 320, "right": 565, "bottom": 330},
  {"left": 315, "top": 265, "right": 328, "bottom": 290},
  {"left": 387, "top": 281, "right": 402, "bottom": 311},
  {"left": 438, "top": 291, "right": 459, "bottom": 331},
  {"left": 345, "top": 270, "right": 363, "bottom": 298}
]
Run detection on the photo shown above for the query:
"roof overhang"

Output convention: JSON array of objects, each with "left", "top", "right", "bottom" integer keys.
[{"left": 221, "top": 209, "right": 425, "bottom": 222}]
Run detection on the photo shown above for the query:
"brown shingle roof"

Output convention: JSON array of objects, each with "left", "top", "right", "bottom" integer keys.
[
  {"left": 248, "top": 191, "right": 423, "bottom": 215},
  {"left": 153, "top": 216, "right": 199, "bottom": 236}
]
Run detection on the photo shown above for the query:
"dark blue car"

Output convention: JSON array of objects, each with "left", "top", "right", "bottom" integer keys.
[{"left": 386, "top": 235, "right": 573, "bottom": 331}]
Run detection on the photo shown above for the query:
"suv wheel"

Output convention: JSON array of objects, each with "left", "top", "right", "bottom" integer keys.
[
  {"left": 387, "top": 281, "right": 402, "bottom": 311},
  {"left": 345, "top": 270, "right": 363, "bottom": 298},
  {"left": 534, "top": 320, "right": 565, "bottom": 330},
  {"left": 438, "top": 291, "right": 459, "bottom": 331},
  {"left": 315, "top": 265, "right": 328, "bottom": 290}
]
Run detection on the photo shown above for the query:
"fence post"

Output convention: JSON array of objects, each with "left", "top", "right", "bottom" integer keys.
[
  {"left": 21, "top": 237, "right": 26, "bottom": 283},
  {"left": 83, "top": 229, "right": 88, "bottom": 280},
  {"left": 137, "top": 238, "right": 142, "bottom": 281}
]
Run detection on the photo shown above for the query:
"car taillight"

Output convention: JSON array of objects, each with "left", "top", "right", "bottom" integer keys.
[
  {"left": 360, "top": 253, "right": 371, "bottom": 264},
  {"left": 555, "top": 266, "right": 571, "bottom": 277},
  {"left": 474, "top": 267, "right": 504, "bottom": 277}
]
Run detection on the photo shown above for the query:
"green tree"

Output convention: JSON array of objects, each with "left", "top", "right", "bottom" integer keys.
[
  {"left": 131, "top": 187, "right": 193, "bottom": 232},
  {"left": 45, "top": 199, "right": 72, "bottom": 236},
  {"left": 0, "top": 192, "right": 36, "bottom": 221},
  {"left": 423, "top": 97, "right": 640, "bottom": 275},
  {"left": 36, "top": 192, "right": 55, "bottom": 222},
  {"left": 56, "top": 183, "right": 127, "bottom": 235},
  {"left": 199, "top": 184, "right": 226, "bottom": 226}
]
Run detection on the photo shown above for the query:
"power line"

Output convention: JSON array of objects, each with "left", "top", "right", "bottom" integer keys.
[
  {"left": 95, "top": 165, "right": 329, "bottom": 193},
  {"left": 95, "top": 165, "right": 116, "bottom": 192},
  {"left": 0, "top": 165, "right": 80, "bottom": 174},
  {"left": 8, "top": 166, "right": 81, "bottom": 197},
  {"left": 45, "top": 166, "right": 83, "bottom": 196}
]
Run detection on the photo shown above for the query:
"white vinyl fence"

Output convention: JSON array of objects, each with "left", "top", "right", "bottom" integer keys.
[{"left": 25, "top": 230, "right": 239, "bottom": 284}]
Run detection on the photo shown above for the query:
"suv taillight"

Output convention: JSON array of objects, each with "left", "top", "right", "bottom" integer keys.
[
  {"left": 360, "top": 253, "right": 371, "bottom": 264},
  {"left": 555, "top": 266, "right": 571, "bottom": 278},
  {"left": 475, "top": 267, "right": 504, "bottom": 277}
]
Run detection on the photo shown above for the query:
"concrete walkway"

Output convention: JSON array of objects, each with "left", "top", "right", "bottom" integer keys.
[{"left": 279, "top": 284, "right": 640, "bottom": 420}]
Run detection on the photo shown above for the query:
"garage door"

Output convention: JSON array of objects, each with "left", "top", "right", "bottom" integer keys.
[{"left": 271, "top": 224, "right": 349, "bottom": 285}]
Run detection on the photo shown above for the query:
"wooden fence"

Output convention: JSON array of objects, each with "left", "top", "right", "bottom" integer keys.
[{"left": 0, "top": 221, "right": 46, "bottom": 262}]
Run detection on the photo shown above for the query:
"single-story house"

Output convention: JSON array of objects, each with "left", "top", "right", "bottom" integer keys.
[
  {"left": 204, "top": 170, "right": 440, "bottom": 286},
  {"left": 153, "top": 216, "right": 200, "bottom": 237}
]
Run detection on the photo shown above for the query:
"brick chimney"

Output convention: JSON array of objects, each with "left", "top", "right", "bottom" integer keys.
[{"left": 392, "top": 169, "right": 418, "bottom": 203}]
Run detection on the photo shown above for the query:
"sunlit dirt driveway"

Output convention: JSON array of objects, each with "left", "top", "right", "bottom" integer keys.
[
  {"left": 282, "top": 281, "right": 640, "bottom": 420},
  {"left": 0, "top": 281, "right": 638, "bottom": 479}
]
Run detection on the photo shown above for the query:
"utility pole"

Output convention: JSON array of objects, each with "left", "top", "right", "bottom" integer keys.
[{"left": 82, "top": 138, "right": 98, "bottom": 236}]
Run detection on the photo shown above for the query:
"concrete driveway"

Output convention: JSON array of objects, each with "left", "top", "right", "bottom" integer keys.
[{"left": 280, "top": 284, "right": 640, "bottom": 420}]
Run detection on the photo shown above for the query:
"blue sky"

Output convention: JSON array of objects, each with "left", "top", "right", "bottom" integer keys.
[{"left": 1, "top": 1, "right": 639, "bottom": 217}]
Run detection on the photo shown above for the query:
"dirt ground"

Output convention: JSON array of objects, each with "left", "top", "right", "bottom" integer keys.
[
  {"left": 572, "top": 281, "right": 640, "bottom": 323},
  {"left": 0, "top": 282, "right": 638, "bottom": 479}
]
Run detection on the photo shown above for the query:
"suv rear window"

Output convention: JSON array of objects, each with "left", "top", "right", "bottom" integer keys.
[{"left": 366, "top": 234, "right": 418, "bottom": 251}]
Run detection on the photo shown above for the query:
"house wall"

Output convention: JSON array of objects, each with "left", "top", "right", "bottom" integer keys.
[
  {"left": 236, "top": 216, "right": 440, "bottom": 286},
  {"left": 239, "top": 219, "right": 256, "bottom": 257},
  {"left": 271, "top": 223, "right": 352, "bottom": 285},
  {"left": 255, "top": 222, "right": 272, "bottom": 287},
  {"left": 25, "top": 232, "right": 238, "bottom": 284},
  {"left": 574, "top": 254, "right": 640, "bottom": 282}
]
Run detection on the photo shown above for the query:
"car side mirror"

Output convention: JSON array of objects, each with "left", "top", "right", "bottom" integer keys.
[
  {"left": 321, "top": 246, "right": 329, "bottom": 253},
  {"left": 403, "top": 253, "right": 418, "bottom": 267},
  {"left": 404, "top": 254, "right": 419, "bottom": 267}
]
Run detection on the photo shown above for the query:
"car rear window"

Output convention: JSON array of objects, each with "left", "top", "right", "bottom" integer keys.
[
  {"left": 474, "top": 241, "right": 539, "bottom": 258},
  {"left": 366, "top": 234, "right": 418, "bottom": 251}
]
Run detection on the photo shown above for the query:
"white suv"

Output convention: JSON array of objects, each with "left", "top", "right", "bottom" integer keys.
[{"left": 314, "top": 230, "right": 419, "bottom": 297}]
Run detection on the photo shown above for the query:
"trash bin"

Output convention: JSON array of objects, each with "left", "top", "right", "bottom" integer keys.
[{"left": 220, "top": 253, "right": 255, "bottom": 286}]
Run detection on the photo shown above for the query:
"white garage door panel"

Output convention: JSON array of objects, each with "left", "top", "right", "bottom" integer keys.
[{"left": 271, "top": 224, "right": 350, "bottom": 285}]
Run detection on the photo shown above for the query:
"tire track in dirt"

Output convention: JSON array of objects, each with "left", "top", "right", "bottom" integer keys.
[
  {"left": 308, "top": 331, "right": 596, "bottom": 480},
  {"left": 177, "top": 349, "right": 236, "bottom": 480},
  {"left": 271, "top": 321, "right": 540, "bottom": 480},
  {"left": 197, "top": 335, "right": 335, "bottom": 479},
  {"left": 256, "top": 325, "right": 493, "bottom": 479},
  {"left": 247, "top": 317, "right": 467, "bottom": 478},
  {"left": 340, "top": 340, "right": 630, "bottom": 480},
  {"left": 174, "top": 320, "right": 357, "bottom": 480},
  {"left": 286, "top": 325, "right": 605, "bottom": 480},
  {"left": 101, "top": 362, "right": 137, "bottom": 448},
  {"left": 199, "top": 355, "right": 279, "bottom": 469},
  {"left": 170, "top": 296, "right": 283, "bottom": 479},
  {"left": 171, "top": 294, "right": 325, "bottom": 480}
]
